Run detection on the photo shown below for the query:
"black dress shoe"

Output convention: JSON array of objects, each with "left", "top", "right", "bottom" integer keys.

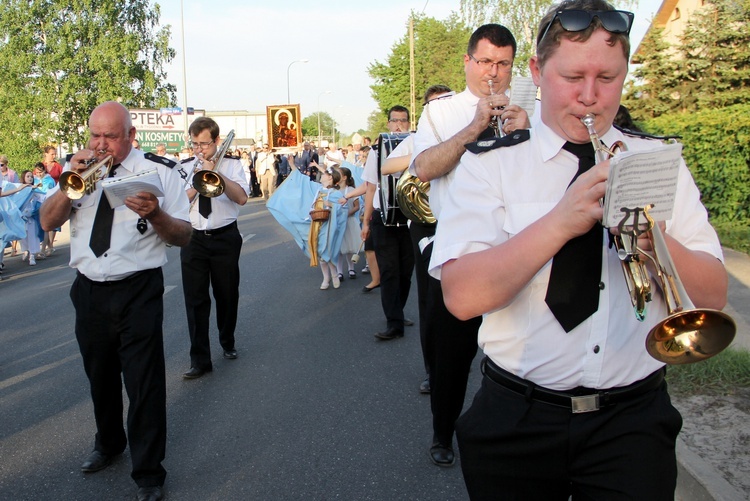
[
  {"left": 80, "top": 450, "right": 112, "bottom": 473},
  {"left": 223, "top": 349, "right": 238, "bottom": 359},
  {"left": 362, "top": 284, "right": 380, "bottom": 293},
  {"left": 374, "top": 328, "right": 404, "bottom": 340},
  {"left": 404, "top": 318, "right": 415, "bottom": 326},
  {"left": 429, "top": 443, "right": 455, "bottom": 467},
  {"left": 182, "top": 367, "right": 211, "bottom": 379},
  {"left": 419, "top": 377, "right": 431, "bottom": 394},
  {"left": 137, "top": 485, "right": 164, "bottom": 501}
]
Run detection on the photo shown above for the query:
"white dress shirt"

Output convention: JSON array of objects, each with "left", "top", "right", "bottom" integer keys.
[
  {"left": 430, "top": 120, "right": 723, "bottom": 391},
  {"left": 182, "top": 156, "right": 250, "bottom": 230},
  {"left": 49, "top": 148, "right": 190, "bottom": 282}
]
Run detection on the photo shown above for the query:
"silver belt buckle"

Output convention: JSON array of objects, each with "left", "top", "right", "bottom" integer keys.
[{"left": 571, "top": 394, "right": 600, "bottom": 413}]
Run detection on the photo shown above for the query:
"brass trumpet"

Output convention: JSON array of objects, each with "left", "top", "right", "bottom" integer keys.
[
  {"left": 192, "top": 129, "right": 235, "bottom": 197},
  {"left": 59, "top": 154, "right": 114, "bottom": 200},
  {"left": 581, "top": 113, "right": 735, "bottom": 364}
]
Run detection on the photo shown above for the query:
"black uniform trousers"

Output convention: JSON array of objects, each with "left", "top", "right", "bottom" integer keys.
[
  {"left": 419, "top": 239, "right": 482, "bottom": 446},
  {"left": 71, "top": 268, "right": 167, "bottom": 488},
  {"left": 370, "top": 213, "right": 414, "bottom": 331},
  {"left": 180, "top": 221, "right": 242, "bottom": 370},
  {"left": 456, "top": 365, "right": 682, "bottom": 500},
  {"left": 408, "top": 221, "right": 435, "bottom": 375}
]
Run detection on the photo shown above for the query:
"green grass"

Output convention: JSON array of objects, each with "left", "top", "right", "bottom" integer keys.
[
  {"left": 666, "top": 347, "right": 750, "bottom": 395},
  {"left": 714, "top": 221, "right": 750, "bottom": 255}
]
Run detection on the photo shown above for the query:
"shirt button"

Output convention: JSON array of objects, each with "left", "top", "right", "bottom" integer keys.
[
  {"left": 599, "top": 281, "right": 605, "bottom": 290},
  {"left": 593, "top": 345, "right": 600, "bottom": 354}
]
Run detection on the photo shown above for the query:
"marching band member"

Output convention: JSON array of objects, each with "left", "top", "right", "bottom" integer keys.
[
  {"left": 430, "top": 1, "right": 727, "bottom": 498},
  {"left": 410, "top": 24, "right": 529, "bottom": 467},
  {"left": 40, "top": 101, "right": 192, "bottom": 501},
  {"left": 179, "top": 117, "right": 249, "bottom": 380}
]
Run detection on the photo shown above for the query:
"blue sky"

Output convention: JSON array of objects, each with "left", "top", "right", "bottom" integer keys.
[{"left": 157, "top": 0, "right": 660, "bottom": 134}]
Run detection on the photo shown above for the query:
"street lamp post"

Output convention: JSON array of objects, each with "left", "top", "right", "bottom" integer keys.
[
  {"left": 286, "top": 59, "right": 309, "bottom": 103},
  {"left": 317, "top": 90, "right": 331, "bottom": 147}
]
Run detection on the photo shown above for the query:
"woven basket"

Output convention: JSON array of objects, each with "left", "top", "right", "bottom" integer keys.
[{"left": 309, "top": 208, "right": 331, "bottom": 222}]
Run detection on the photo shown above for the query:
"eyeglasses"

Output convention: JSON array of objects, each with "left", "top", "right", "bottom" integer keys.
[
  {"left": 467, "top": 53, "right": 512, "bottom": 71},
  {"left": 388, "top": 118, "right": 410, "bottom": 124},
  {"left": 538, "top": 9, "right": 634, "bottom": 45},
  {"left": 189, "top": 140, "right": 214, "bottom": 149}
]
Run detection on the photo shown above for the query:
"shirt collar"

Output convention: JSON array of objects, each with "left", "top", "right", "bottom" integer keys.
[{"left": 535, "top": 119, "right": 624, "bottom": 163}]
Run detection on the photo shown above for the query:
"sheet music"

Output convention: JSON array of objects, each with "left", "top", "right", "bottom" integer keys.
[
  {"left": 602, "top": 143, "right": 683, "bottom": 228},
  {"left": 509, "top": 77, "right": 538, "bottom": 117},
  {"left": 101, "top": 169, "right": 164, "bottom": 208}
]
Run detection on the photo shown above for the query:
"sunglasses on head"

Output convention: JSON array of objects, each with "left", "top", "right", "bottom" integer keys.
[{"left": 538, "top": 9, "right": 634, "bottom": 45}]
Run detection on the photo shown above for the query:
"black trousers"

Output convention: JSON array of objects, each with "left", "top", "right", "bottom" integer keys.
[
  {"left": 456, "top": 367, "right": 682, "bottom": 500},
  {"left": 419, "top": 240, "right": 481, "bottom": 446},
  {"left": 408, "top": 222, "right": 435, "bottom": 375},
  {"left": 180, "top": 222, "right": 242, "bottom": 370},
  {"left": 371, "top": 214, "right": 414, "bottom": 331},
  {"left": 71, "top": 268, "right": 167, "bottom": 488}
]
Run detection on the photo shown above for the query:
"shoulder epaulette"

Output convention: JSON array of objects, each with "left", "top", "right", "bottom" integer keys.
[
  {"left": 145, "top": 152, "right": 176, "bottom": 168},
  {"left": 614, "top": 124, "right": 681, "bottom": 141},
  {"left": 65, "top": 153, "right": 75, "bottom": 163},
  {"left": 465, "top": 129, "right": 530, "bottom": 154},
  {"left": 225, "top": 154, "right": 240, "bottom": 160},
  {"left": 180, "top": 156, "right": 195, "bottom": 164}
]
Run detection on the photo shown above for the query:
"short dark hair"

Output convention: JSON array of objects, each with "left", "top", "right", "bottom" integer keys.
[
  {"left": 467, "top": 24, "right": 517, "bottom": 59},
  {"left": 387, "top": 105, "right": 410, "bottom": 122},
  {"left": 188, "top": 116, "right": 220, "bottom": 140},
  {"left": 423, "top": 84, "right": 453, "bottom": 105},
  {"left": 536, "top": 0, "right": 630, "bottom": 67}
]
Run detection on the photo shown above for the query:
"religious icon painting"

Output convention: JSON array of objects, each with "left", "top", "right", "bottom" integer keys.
[{"left": 266, "top": 104, "right": 302, "bottom": 150}]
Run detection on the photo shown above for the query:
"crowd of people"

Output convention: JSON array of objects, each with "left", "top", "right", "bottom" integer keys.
[{"left": 2, "top": 1, "right": 731, "bottom": 499}]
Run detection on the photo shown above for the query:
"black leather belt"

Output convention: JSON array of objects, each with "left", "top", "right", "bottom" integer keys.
[
  {"left": 481, "top": 357, "right": 665, "bottom": 413},
  {"left": 193, "top": 221, "right": 237, "bottom": 236}
]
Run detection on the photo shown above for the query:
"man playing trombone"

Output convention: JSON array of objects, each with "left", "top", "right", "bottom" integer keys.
[
  {"left": 40, "top": 101, "right": 192, "bottom": 501},
  {"left": 430, "top": 0, "right": 728, "bottom": 498},
  {"left": 180, "top": 117, "right": 249, "bottom": 380}
]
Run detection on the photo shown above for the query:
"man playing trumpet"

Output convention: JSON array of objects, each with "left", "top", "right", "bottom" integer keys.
[
  {"left": 430, "top": 0, "right": 728, "bottom": 498},
  {"left": 40, "top": 101, "right": 192, "bottom": 501}
]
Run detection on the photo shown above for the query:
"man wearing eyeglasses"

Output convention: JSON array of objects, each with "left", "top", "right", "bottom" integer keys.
[
  {"left": 408, "top": 23, "right": 530, "bottom": 469},
  {"left": 360, "top": 105, "right": 415, "bottom": 342},
  {"left": 179, "top": 117, "right": 249, "bottom": 380},
  {"left": 430, "top": 0, "right": 727, "bottom": 498}
]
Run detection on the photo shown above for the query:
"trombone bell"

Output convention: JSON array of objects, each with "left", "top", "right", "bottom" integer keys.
[{"left": 193, "top": 171, "right": 225, "bottom": 197}]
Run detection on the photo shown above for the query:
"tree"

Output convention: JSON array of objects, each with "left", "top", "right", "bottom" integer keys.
[
  {"left": 368, "top": 13, "right": 471, "bottom": 126},
  {"left": 679, "top": 0, "right": 750, "bottom": 110},
  {"left": 302, "top": 112, "right": 337, "bottom": 143},
  {"left": 0, "top": 0, "right": 175, "bottom": 167},
  {"left": 625, "top": 0, "right": 750, "bottom": 120},
  {"left": 622, "top": 27, "right": 683, "bottom": 120}
]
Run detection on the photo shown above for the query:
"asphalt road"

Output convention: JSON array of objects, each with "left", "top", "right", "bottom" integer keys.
[{"left": 0, "top": 199, "right": 476, "bottom": 501}]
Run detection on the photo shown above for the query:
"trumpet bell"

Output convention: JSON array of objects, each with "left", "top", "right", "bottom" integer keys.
[
  {"left": 193, "top": 170, "right": 225, "bottom": 197},
  {"left": 646, "top": 309, "right": 736, "bottom": 365},
  {"left": 59, "top": 171, "right": 86, "bottom": 199}
]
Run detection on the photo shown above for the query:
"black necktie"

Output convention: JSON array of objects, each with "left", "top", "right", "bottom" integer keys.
[
  {"left": 544, "top": 142, "right": 602, "bottom": 332},
  {"left": 198, "top": 195, "right": 212, "bottom": 218},
  {"left": 89, "top": 164, "right": 119, "bottom": 257}
]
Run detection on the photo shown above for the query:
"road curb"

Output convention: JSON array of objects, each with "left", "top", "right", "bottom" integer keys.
[{"left": 676, "top": 438, "right": 745, "bottom": 501}]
